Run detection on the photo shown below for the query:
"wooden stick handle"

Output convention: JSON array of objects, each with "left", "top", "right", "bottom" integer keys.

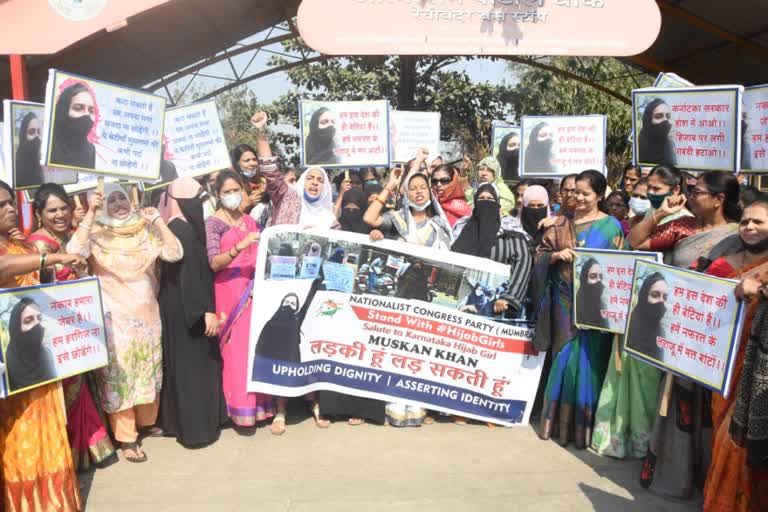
[
  {"left": 613, "top": 334, "right": 622, "bottom": 373},
  {"left": 658, "top": 373, "right": 674, "bottom": 417},
  {"left": 131, "top": 185, "right": 139, "bottom": 206},
  {"left": 73, "top": 195, "right": 82, "bottom": 210},
  {"left": 97, "top": 177, "right": 104, "bottom": 196}
]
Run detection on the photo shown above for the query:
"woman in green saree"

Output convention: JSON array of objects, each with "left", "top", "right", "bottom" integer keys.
[{"left": 534, "top": 170, "right": 625, "bottom": 448}]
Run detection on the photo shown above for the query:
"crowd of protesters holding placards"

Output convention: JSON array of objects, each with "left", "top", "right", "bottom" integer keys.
[{"left": 1, "top": 101, "right": 768, "bottom": 512}]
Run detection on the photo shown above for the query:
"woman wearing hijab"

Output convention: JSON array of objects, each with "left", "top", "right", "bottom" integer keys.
[
  {"left": 305, "top": 107, "right": 339, "bottom": 165},
  {"left": 395, "top": 259, "right": 432, "bottom": 302},
  {"left": 15, "top": 111, "right": 45, "bottom": 189},
  {"left": 5, "top": 298, "right": 56, "bottom": 391},
  {"left": 430, "top": 164, "right": 471, "bottom": 227},
  {"left": 638, "top": 98, "right": 677, "bottom": 166},
  {"left": 28, "top": 184, "right": 115, "bottom": 471},
  {"left": 497, "top": 131, "right": 521, "bottom": 181},
  {"left": 50, "top": 82, "right": 97, "bottom": 169},
  {"left": 338, "top": 188, "right": 371, "bottom": 234},
  {"left": 574, "top": 258, "right": 608, "bottom": 329},
  {"left": 624, "top": 273, "right": 668, "bottom": 361},
  {"left": 524, "top": 122, "right": 556, "bottom": 174},
  {"left": 0, "top": 179, "right": 84, "bottom": 510},
  {"left": 458, "top": 282, "right": 494, "bottom": 317},
  {"left": 365, "top": 171, "right": 453, "bottom": 249},
  {"left": 67, "top": 183, "right": 182, "bottom": 462},
  {"left": 364, "top": 171, "right": 451, "bottom": 427},
  {"left": 533, "top": 170, "right": 624, "bottom": 449},
  {"left": 453, "top": 184, "right": 533, "bottom": 318},
  {"left": 156, "top": 177, "right": 227, "bottom": 447},
  {"left": 518, "top": 185, "right": 551, "bottom": 245},
  {"left": 207, "top": 171, "right": 274, "bottom": 431},
  {"left": 465, "top": 157, "right": 516, "bottom": 215}
]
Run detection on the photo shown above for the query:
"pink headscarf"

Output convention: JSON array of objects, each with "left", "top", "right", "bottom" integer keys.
[
  {"left": 158, "top": 176, "right": 202, "bottom": 224},
  {"left": 522, "top": 185, "right": 551, "bottom": 216}
]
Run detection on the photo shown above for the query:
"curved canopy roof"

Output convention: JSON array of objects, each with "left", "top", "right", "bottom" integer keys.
[{"left": 0, "top": 0, "right": 765, "bottom": 102}]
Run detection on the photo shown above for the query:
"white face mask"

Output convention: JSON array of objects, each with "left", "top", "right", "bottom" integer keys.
[
  {"left": 220, "top": 192, "right": 243, "bottom": 211},
  {"left": 410, "top": 199, "right": 431, "bottom": 212},
  {"left": 475, "top": 288, "right": 484, "bottom": 296},
  {"left": 629, "top": 197, "right": 651, "bottom": 216}
]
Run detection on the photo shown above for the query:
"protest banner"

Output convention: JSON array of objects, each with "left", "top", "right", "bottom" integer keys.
[
  {"left": 520, "top": 115, "right": 606, "bottom": 178},
  {"left": 41, "top": 69, "right": 166, "bottom": 180},
  {"left": 623, "top": 260, "right": 745, "bottom": 396},
  {"left": 300, "top": 100, "right": 390, "bottom": 168},
  {"left": 632, "top": 85, "right": 743, "bottom": 172},
  {"left": 0, "top": 278, "right": 108, "bottom": 398},
  {"left": 247, "top": 226, "right": 544, "bottom": 426},
  {"left": 573, "top": 249, "right": 661, "bottom": 334},
  {"left": 491, "top": 123, "right": 520, "bottom": 181},
  {"left": 144, "top": 100, "right": 230, "bottom": 190},
  {"left": 742, "top": 85, "right": 768, "bottom": 172},
  {"left": 2, "top": 101, "right": 78, "bottom": 190},
  {"left": 759, "top": 174, "right": 768, "bottom": 192},
  {"left": 63, "top": 173, "right": 120, "bottom": 195},
  {"left": 390, "top": 110, "right": 440, "bottom": 164}
]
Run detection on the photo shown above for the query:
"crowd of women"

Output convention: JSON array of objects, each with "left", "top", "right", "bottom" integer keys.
[{"left": 0, "top": 110, "right": 767, "bottom": 511}]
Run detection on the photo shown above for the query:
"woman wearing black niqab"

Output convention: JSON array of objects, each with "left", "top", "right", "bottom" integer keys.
[
  {"left": 5, "top": 297, "right": 56, "bottom": 391},
  {"left": 451, "top": 183, "right": 501, "bottom": 258},
  {"left": 396, "top": 260, "right": 432, "bottom": 302},
  {"left": 497, "top": 132, "right": 521, "bottom": 181},
  {"left": 50, "top": 82, "right": 97, "bottom": 169},
  {"left": 638, "top": 98, "right": 677, "bottom": 166},
  {"left": 575, "top": 258, "right": 608, "bottom": 328},
  {"left": 305, "top": 107, "right": 339, "bottom": 165},
  {"left": 339, "top": 189, "right": 371, "bottom": 234},
  {"left": 625, "top": 272, "right": 668, "bottom": 361},
  {"left": 524, "top": 122, "right": 556, "bottom": 174},
  {"left": 15, "top": 112, "right": 45, "bottom": 189},
  {"left": 254, "top": 280, "right": 320, "bottom": 363}
]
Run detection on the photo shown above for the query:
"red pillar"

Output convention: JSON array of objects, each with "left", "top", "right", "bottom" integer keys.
[{"left": 9, "top": 54, "right": 34, "bottom": 235}]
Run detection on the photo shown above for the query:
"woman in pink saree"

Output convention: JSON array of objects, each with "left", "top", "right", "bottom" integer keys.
[{"left": 206, "top": 170, "right": 274, "bottom": 430}]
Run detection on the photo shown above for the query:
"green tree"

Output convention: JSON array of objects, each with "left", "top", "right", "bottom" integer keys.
[{"left": 266, "top": 40, "right": 517, "bottom": 165}]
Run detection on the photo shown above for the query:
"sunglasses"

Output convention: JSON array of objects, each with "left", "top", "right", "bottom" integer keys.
[{"left": 431, "top": 177, "right": 452, "bottom": 186}]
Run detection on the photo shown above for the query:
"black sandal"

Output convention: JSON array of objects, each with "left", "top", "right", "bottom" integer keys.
[
  {"left": 139, "top": 426, "right": 164, "bottom": 438},
  {"left": 120, "top": 442, "right": 147, "bottom": 463}
]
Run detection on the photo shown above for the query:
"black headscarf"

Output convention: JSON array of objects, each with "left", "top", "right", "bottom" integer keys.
[
  {"left": 523, "top": 123, "right": 555, "bottom": 174},
  {"left": 626, "top": 272, "right": 667, "bottom": 360},
  {"left": 50, "top": 82, "right": 96, "bottom": 169},
  {"left": 451, "top": 183, "right": 500, "bottom": 258},
  {"left": 339, "top": 189, "right": 370, "bottom": 234},
  {"left": 638, "top": 98, "right": 677, "bottom": 166},
  {"left": 5, "top": 298, "right": 56, "bottom": 391},
  {"left": 396, "top": 261, "right": 431, "bottom": 302},
  {"left": 15, "top": 112, "right": 44, "bottom": 188},
  {"left": 305, "top": 107, "right": 339, "bottom": 165},
  {"left": 254, "top": 293, "right": 303, "bottom": 363},
  {"left": 575, "top": 258, "right": 608, "bottom": 328},
  {"left": 497, "top": 132, "right": 520, "bottom": 181}
]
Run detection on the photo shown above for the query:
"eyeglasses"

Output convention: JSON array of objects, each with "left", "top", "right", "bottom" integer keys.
[
  {"left": 689, "top": 189, "right": 714, "bottom": 198},
  {"left": 430, "top": 177, "right": 452, "bottom": 186},
  {"left": 562, "top": 188, "right": 577, "bottom": 195}
]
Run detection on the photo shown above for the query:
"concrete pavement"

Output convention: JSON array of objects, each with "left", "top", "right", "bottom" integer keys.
[{"left": 81, "top": 413, "right": 701, "bottom": 512}]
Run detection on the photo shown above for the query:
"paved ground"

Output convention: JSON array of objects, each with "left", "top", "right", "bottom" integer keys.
[{"left": 81, "top": 412, "right": 701, "bottom": 512}]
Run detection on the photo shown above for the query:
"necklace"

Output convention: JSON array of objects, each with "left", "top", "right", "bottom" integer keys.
[
  {"left": 222, "top": 208, "right": 245, "bottom": 230},
  {"left": 574, "top": 209, "right": 599, "bottom": 225},
  {"left": 42, "top": 227, "right": 66, "bottom": 247}
]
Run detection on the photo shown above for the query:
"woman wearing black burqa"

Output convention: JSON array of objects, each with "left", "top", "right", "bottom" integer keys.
[
  {"left": 50, "top": 82, "right": 97, "bottom": 169},
  {"left": 575, "top": 258, "right": 609, "bottom": 329},
  {"left": 254, "top": 279, "right": 321, "bottom": 364},
  {"left": 638, "top": 98, "right": 677, "bottom": 166},
  {"left": 497, "top": 131, "right": 521, "bottom": 181},
  {"left": 523, "top": 122, "right": 556, "bottom": 174},
  {"left": 157, "top": 176, "right": 227, "bottom": 447},
  {"left": 5, "top": 297, "right": 56, "bottom": 392},
  {"left": 305, "top": 107, "right": 339, "bottom": 165},
  {"left": 319, "top": 188, "right": 385, "bottom": 425},
  {"left": 396, "top": 260, "right": 432, "bottom": 302},
  {"left": 14, "top": 112, "right": 45, "bottom": 189},
  {"left": 625, "top": 272, "right": 668, "bottom": 361}
]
